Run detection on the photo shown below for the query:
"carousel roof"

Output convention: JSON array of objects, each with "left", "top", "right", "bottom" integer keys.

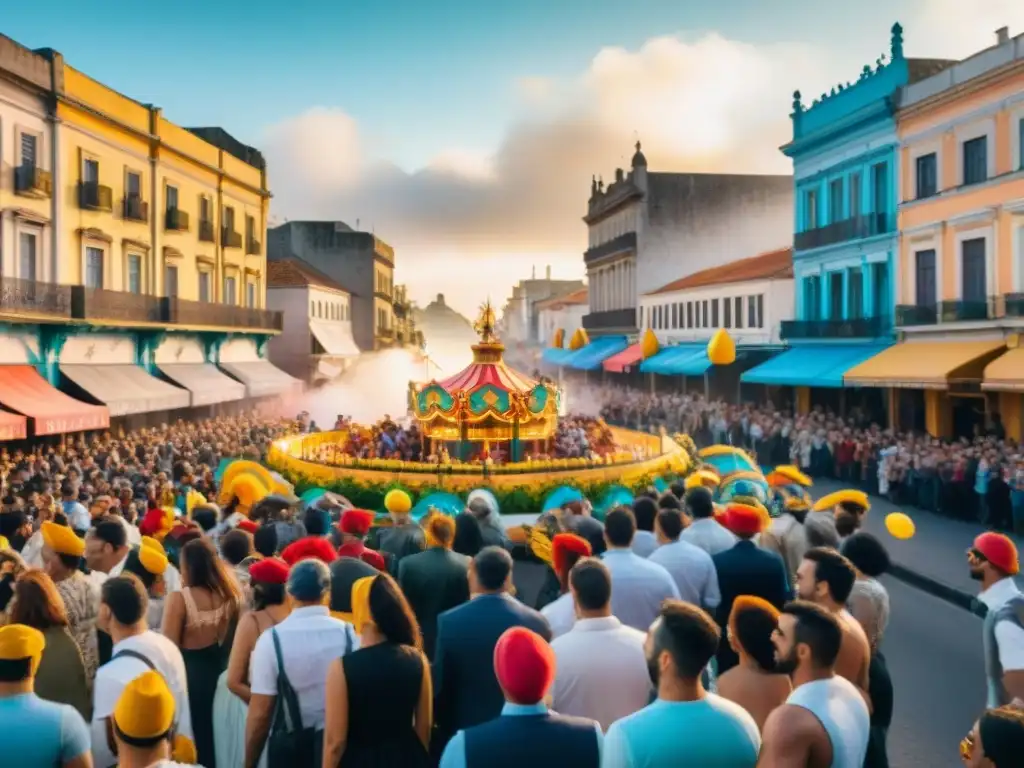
[{"left": 438, "top": 357, "right": 536, "bottom": 394}]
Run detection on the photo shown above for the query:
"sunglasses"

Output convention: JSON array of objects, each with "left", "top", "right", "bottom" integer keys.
[
  {"left": 967, "top": 548, "right": 987, "bottom": 563},
  {"left": 960, "top": 732, "right": 974, "bottom": 760}
]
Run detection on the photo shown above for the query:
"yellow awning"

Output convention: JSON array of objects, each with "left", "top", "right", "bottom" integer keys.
[
  {"left": 844, "top": 340, "right": 1005, "bottom": 389},
  {"left": 983, "top": 347, "right": 1024, "bottom": 391}
]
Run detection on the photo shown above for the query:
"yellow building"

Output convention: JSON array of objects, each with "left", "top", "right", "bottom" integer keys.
[{"left": 373, "top": 237, "right": 397, "bottom": 347}]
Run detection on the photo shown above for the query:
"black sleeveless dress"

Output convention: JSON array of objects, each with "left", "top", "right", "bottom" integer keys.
[{"left": 339, "top": 642, "right": 430, "bottom": 768}]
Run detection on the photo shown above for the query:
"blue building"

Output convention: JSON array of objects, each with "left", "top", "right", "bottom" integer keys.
[{"left": 742, "top": 23, "right": 952, "bottom": 415}]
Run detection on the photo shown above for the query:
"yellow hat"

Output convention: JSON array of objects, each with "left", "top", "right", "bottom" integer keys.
[
  {"left": 0, "top": 535, "right": 9, "bottom": 550},
  {"left": 767, "top": 465, "right": 813, "bottom": 488},
  {"left": 172, "top": 734, "right": 198, "bottom": 764},
  {"left": 384, "top": 489, "right": 412, "bottom": 515},
  {"left": 41, "top": 521, "right": 85, "bottom": 558},
  {"left": 141, "top": 536, "right": 163, "bottom": 552},
  {"left": 138, "top": 542, "right": 168, "bottom": 576},
  {"left": 685, "top": 470, "right": 720, "bottom": 490},
  {"left": 113, "top": 670, "right": 175, "bottom": 740},
  {"left": 0, "top": 624, "right": 45, "bottom": 673},
  {"left": 812, "top": 489, "right": 870, "bottom": 513},
  {"left": 350, "top": 576, "right": 375, "bottom": 634},
  {"left": 185, "top": 489, "right": 208, "bottom": 517}
]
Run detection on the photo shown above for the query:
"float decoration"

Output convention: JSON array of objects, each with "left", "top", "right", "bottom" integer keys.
[{"left": 707, "top": 328, "right": 736, "bottom": 366}]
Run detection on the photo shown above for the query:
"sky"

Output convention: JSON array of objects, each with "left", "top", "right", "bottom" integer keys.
[{"left": 5, "top": 0, "right": 1023, "bottom": 318}]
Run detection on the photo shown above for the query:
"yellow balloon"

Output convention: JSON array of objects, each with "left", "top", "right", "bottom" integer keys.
[
  {"left": 707, "top": 328, "right": 736, "bottom": 366},
  {"left": 884, "top": 512, "right": 915, "bottom": 540}
]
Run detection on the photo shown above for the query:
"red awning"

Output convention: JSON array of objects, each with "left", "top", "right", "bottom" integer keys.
[
  {"left": 0, "top": 410, "right": 26, "bottom": 441},
  {"left": 603, "top": 343, "right": 644, "bottom": 373},
  {"left": 0, "top": 366, "right": 109, "bottom": 436}
]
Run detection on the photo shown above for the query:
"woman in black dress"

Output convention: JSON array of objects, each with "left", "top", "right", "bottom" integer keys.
[{"left": 322, "top": 572, "right": 432, "bottom": 767}]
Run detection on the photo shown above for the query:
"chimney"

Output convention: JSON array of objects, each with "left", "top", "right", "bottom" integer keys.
[
  {"left": 546, "top": 265, "right": 551, "bottom": 280},
  {"left": 996, "top": 26, "right": 1010, "bottom": 44},
  {"left": 614, "top": 168, "right": 624, "bottom": 183}
]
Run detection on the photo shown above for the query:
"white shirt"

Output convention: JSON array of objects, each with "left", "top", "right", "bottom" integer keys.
[
  {"left": 250, "top": 605, "right": 359, "bottom": 731},
  {"left": 91, "top": 631, "right": 193, "bottom": 768},
  {"left": 648, "top": 539, "right": 721, "bottom": 610},
  {"left": 979, "top": 578, "right": 1024, "bottom": 671},
  {"left": 551, "top": 615, "right": 651, "bottom": 731},
  {"left": 119, "top": 516, "right": 142, "bottom": 548},
  {"left": 21, "top": 530, "right": 44, "bottom": 568},
  {"left": 631, "top": 530, "right": 658, "bottom": 559},
  {"left": 601, "top": 549, "right": 681, "bottom": 632},
  {"left": 541, "top": 592, "right": 576, "bottom": 639},
  {"left": 679, "top": 518, "right": 737, "bottom": 556}
]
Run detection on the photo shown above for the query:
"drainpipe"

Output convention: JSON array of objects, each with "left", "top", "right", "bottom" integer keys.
[{"left": 149, "top": 107, "right": 161, "bottom": 296}]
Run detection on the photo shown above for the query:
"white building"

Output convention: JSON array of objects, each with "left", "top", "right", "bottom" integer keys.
[
  {"left": 640, "top": 247, "right": 794, "bottom": 346},
  {"left": 266, "top": 258, "right": 360, "bottom": 383},
  {"left": 535, "top": 287, "right": 588, "bottom": 346},
  {"left": 499, "top": 266, "right": 586, "bottom": 344}
]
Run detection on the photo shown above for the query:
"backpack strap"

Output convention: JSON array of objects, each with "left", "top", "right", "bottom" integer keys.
[
  {"left": 112, "top": 649, "right": 156, "bottom": 670},
  {"left": 271, "top": 628, "right": 305, "bottom": 732}
]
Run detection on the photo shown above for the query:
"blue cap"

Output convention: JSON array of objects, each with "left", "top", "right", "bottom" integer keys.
[{"left": 287, "top": 559, "right": 330, "bottom": 602}]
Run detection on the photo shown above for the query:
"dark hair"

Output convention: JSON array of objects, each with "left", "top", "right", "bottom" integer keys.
[
  {"left": 841, "top": 532, "right": 890, "bottom": 578},
  {"left": 11, "top": 571, "right": 69, "bottom": 630},
  {"left": 979, "top": 706, "right": 1024, "bottom": 767},
  {"left": 122, "top": 549, "right": 158, "bottom": 590},
  {"left": 453, "top": 512, "right": 484, "bottom": 558},
  {"left": 631, "top": 498, "right": 658, "bottom": 533},
  {"left": 253, "top": 523, "right": 278, "bottom": 558},
  {"left": 657, "top": 493, "right": 682, "bottom": 511},
  {"left": 473, "top": 546, "right": 513, "bottom": 591},
  {"left": 252, "top": 581, "right": 287, "bottom": 611},
  {"left": 781, "top": 600, "right": 843, "bottom": 668},
  {"left": 803, "top": 547, "right": 857, "bottom": 603},
  {"left": 192, "top": 507, "right": 218, "bottom": 533},
  {"left": 656, "top": 509, "right": 684, "bottom": 541},
  {"left": 58, "top": 552, "right": 83, "bottom": 571},
  {"left": 61, "top": 480, "right": 75, "bottom": 498},
  {"left": 653, "top": 601, "right": 721, "bottom": 680},
  {"left": 670, "top": 481, "right": 686, "bottom": 500},
  {"left": 729, "top": 597, "right": 779, "bottom": 672},
  {"left": 0, "top": 657, "right": 32, "bottom": 682},
  {"left": 569, "top": 558, "right": 611, "bottom": 611},
  {"left": 102, "top": 574, "right": 149, "bottom": 626},
  {"left": 52, "top": 512, "right": 69, "bottom": 527},
  {"left": 90, "top": 515, "right": 127, "bottom": 549},
  {"left": 180, "top": 538, "right": 240, "bottom": 603},
  {"left": 367, "top": 573, "right": 422, "bottom": 650},
  {"left": 685, "top": 487, "right": 715, "bottom": 519},
  {"left": 220, "top": 530, "right": 253, "bottom": 566},
  {"left": 604, "top": 507, "right": 636, "bottom": 548},
  {"left": 303, "top": 508, "right": 329, "bottom": 537}
]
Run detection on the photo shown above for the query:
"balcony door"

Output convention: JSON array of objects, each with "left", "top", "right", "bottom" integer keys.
[
  {"left": 872, "top": 163, "right": 888, "bottom": 216},
  {"left": 85, "top": 247, "right": 104, "bottom": 289},
  {"left": 802, "top": 276, "right": 820, "bottom": 320},
  {"left": 871, "top": 262, "right": 889, "bottom": 320},
  {"left": 847, "top": 269, "right": 863, "bottom": 320},
  {"left": 915, "top": 249, "right": 936, "bottom": 307},
  {"left": 19, "top": 232, "right": 37, "bottom": 282},
  {"left": 961, "top": 238, "right": 987, "bottom": 303},
  {"left": 165, "top": 265, "right": 179, "bottom": 297},
  {"left": 83, "top": 158, "right": 99, "bottom": 184},
  {"left": 828, "top": 272, "right": 844, "bottom": 319}
]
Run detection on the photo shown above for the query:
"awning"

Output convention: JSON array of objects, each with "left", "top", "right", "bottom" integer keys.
[
  {"left": 0, "top": 365, "right": 108, "bottom": 435},
  {"left": 639, "top": 345, "right": 703, "bottom": 375},
  {"left": 220, "top": 360, "right": 302, "bottom": 398},
  {"left": 742, "top": 344, "right": 892, "bottom": 388},
  {"left": 603, "top": 343, "right": 643, "bottom": 373},
  {"left": 541, "top": 347, "right": 575, "bottom": 366},
  {"left": 309, "top": 321, "right": 360, "bottom": 357},
  {"left": 983, "top": 347, "right": 1024, "bottom": 392},
  {"left": 157, "top": 364, "right": 247, "bottom": 407},
  {"left": 0, "top": 410, "right": 26, "bottom": 441},
  {"left": 316, "top": 359, "right": 344, "bottom": 380},
  {"left": 60, "top": 364, "right": 191, "bottom": 416},
  {"left": 565, "top": 336, "right": 629, "bottom": 371},
  {"left": 844, "top": 340, "right": 1005, "bottom": 389}
]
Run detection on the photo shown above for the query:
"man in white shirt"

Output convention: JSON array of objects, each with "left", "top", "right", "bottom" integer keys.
[
  {"left": 246, "top": 558, "right": 359, "bottom": 768},
  {"left": 551, "top": 558, "right": 651, "bottom": 730},
  {"left": 91, "top": 574, "right": 193, "bottom": 768},
  {"left": 630, "top": 498, "right": 659, "bottom": 558},
  {"left": 648, "top": 508, "right": 720, "bottom": 611},
  {"left": 600, "top": 507, "right": 680, "bottom": 632},
  {"left": 679, "top": 487, "right": 737, "bottom": 556},
  {"left": 970, "top": 532, "right": 1024, "bottom": 708}
]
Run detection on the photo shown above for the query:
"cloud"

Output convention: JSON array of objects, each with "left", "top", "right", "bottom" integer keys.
[{"left": 906, "top": 0, "right": 1024, "bottom": 60}]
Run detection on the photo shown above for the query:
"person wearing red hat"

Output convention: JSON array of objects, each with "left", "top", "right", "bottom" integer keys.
[
  {"left": 438, "top": 626, "right": 602, "bottom": 768},
  {"left": 337, "top": 509, "right": 386, "bottom": 571},
  {"left": 969, "top": 532, "right": 1024, "bottom": 708},
  {"left": 236, "top": 518, "right": 259, "bottom": 535},
  {"left": 280, "top": 535, "right": 338, "bottom": 567},
  {"left": 540, "top": 533, "right": 592, "bottom": 639}
]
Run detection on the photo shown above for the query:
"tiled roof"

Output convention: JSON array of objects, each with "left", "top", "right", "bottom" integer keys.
[
  {"left": 535, "top": 287, "right": 589, "bottom": 311},
  {"left": 647, "top": 247, "right": 793, "bottom": 295},
  {"left": 267, "top": 258, "right": 353, "bottom": 294}
]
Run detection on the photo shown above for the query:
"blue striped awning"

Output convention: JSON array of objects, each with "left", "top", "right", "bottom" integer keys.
[
  {"left": 740, "top": 344, "right": 893, "bottom": 388},
  {"left": 541, "top": 347, "right": 575, "bottom": 366},
  {"left": 565, "top": 336, "right": 629, "bottom": 371},
  {"left": 639, "top": 345, "right": 704, "bottom": 375}
]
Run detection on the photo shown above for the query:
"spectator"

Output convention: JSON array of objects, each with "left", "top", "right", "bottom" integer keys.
[
  {"left": 109, "top": 669, "right": 197, "bottom": 768},
  {"left": 648, "top": 508, "right": 720, "bottom": 612},
  {"left": 961, "top": 706, "right": 1024, "bottom": 767},
  {"left": 680, "top": 487, "right": 737, "bottom": 556},
  {"left": 541, "top": 533, "right": 592, "bottom": 639},
  {"left": 337, "top": 509, "right": 387, "bottom": 571},
  {"left": 630, "top": 498, "right": 658, "bottom": 558},
  {"left": 453, "top": 512, "right": 485, "bottom": 558}
]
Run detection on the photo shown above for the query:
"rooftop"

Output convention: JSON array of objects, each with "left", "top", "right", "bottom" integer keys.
[
  {"left": 535, "top": 287, "right": 589, "bottom": 311},
  {"left": 267, "top": 258, "right": 354, "bottom": 295},
  {"left": 647, "top": 247, "right": 793, "bottom": 295}
]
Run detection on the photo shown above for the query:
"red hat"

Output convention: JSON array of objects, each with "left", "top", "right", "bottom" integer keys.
[
  {"left": 974, "top": 532, "right": 1020, "bottom": 575},
  {"left": 551, "top": 533, "right": 591, "bottom": 575},
  {"left": 139, "top": 508, "right": 169, "bottom": 538},
  {"left": 249, "top": 557, "right": 290, "bottom": 585},
  {"left": 724, "top": 503, "right": 765, "bottom": 538},
  {"left": 280, "top": 536, "right": 338, "bottom": 566},
  {"left": 237, "top": 519, "right": 259, "bottom": 535},
  {"left": 494, "top": 627, "right": 555, "bottom": 705},
  {"left": 340, "top": 509, "right": 375, "bottom": 537}
]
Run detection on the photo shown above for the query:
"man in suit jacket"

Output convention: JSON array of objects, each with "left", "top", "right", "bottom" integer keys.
[
  {"left": 712, "top": 504, "right": 791, "bottom": 674},
  {"left": 433, "top": 546, "right": 552, "bottom": 759},
  {"left": 398, "top": 514, "right": 470, "bottom": 659},
  {"left": 439, "top": 626, "right": 599, "bottom": 768},
  {"left": 376, "top": 489, "right": 425, "bottom": 574}
]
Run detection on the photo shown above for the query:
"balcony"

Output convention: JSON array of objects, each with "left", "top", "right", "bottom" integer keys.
[
  {"left": 794, "top": 213, "right": 894, "bottom": 251},
  {"left": 1005, "top": 294, "right": 1024, "bottom": 318},
  {"left": 163, "top": 297, "right": 283, "bottom": 331},
  {"left": 71, "top": 286, "right": 163, "bottom": 323},
  {"left": 940, "top": 299, "right": 994, "bottom": 323},
  {"left": 0, "top": 277, "right": 71, "bottom": 318},
  {"left": 895, "top": 304, "right": 938, "bottom": 326},
  {"left": 780, "top": 316, "right": 884, "bottom": 340},
  {"left": 78, "top": 181, "right": 113, "bottom": 212},
  {"left": 123, "top": 195, "right": 149, "bottom": 222},
  {"left": 165, "top": 208, "right": 190, "bottom": 232},
  {"left": 582, "top": 307, "right": 638, "bottom": 332},
  {"left": 14, "top": 166, "right": 52, "bottom": 198},
  {"left": 222, "top": 228, "right": 242, "bottom": 249},
  {"left": 198, "top": 220, "right": 215, "bottom": 243},
  {"left": 584, "top": 231, "right": 637, "bottom": 265},
  {"left": 245, "top": 235, "right": 261, "bottom": 255}
]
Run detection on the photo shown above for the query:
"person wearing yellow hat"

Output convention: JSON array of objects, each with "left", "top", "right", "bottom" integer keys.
[
  {"left": 111, "top": 669, "right": 198, "bottom": 767},
  {"left": 0, "top": 624, "right": 93, "bottom": 768},
  {"left": 121, "top": 538, "right": 171, "bottom": 631},
  {"left": 377, "top": 488, "right": 425, "bottom": 575}
]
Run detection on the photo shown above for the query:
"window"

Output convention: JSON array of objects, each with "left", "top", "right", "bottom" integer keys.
[
  {"left": 872, "top": 163, "right": 888, "bottom": 214},
  {"left": 20, "top": 134, "right": 37, "bottom": 169},
  {"left": 246, "top": 215, "right": 256, "bottom": 239},
  {"left": 916, "top": 153, "right": 938, "bottom": 199},
  {"left": 247, "top": 282, "right": 257, "bottom": 308},
  {"left": 708, "top": 299, "right": 716, "bottom": 328},
  {"left": 224, "top": 276, "right": 237, "bottom": 305},
  {"left": 318, "top": 300, "right": 323, "bottom": 319},
  {"left": 734, "top": 297, "right": 743, "bottom": 329},
  {"left": 127, "top": 171, "right": 141, "bottom": 198},
  {"left": 83, "top": 158, "right": 99, "bottom": 184},
  {"left": 915, "top": 250, "right": 937, "bottom": 307},
  {"left": 871, "top": 262, "right": 889, "bottom": 320},
  {"left": 701, "top": 300, "right": 709, "bottom": 328},
  {"left": 829, "top": 272, "right": 844, "bottom": 319},
  {"left": 127, "top": 254, "right": 142, "bottom": 294},
  {"left": 85, "top": 247, "right": 104, "bottom": 288},
  {"left": 963, "top": 137, "right": 988, "bottom": 185},
  {"left": 756, "top": 295, "right": 764, "bottom": 328},
  {"left": 748, "top": 295, "right": 758, "bottom": 328},
  {"left": 165, "top": 265, "right": 179, "bottom": 297},
  {"left": 200, "top": 196, "right": 212, "bottom": 223},
  {"left": 686, "top": 302, "right": 693, "bottom": 328},
  {"left": 804, "top": 189, "right": 818, "bottom": 230},
  {"left": 849, "top": 173, "right": 861, "bottom": 217},
  {"left": 803, "top": 276, "right": 821, "bottom": 320},
  {"left": 961, "top": 238, "right": 987, "bottom": 303},
  {"left": 166, "top": 184, "right": 178, "bottom": 212},
  {"left": 671, "top": 303, "right": 678, "bottom": 328},
  {"left": 223, "top": 206, "right": 236, "bottom": 231},
  {"left": 199, "top": 271, "right": 211, "bottom": 302},
  {"left": 723, "top": 297, "right": 732, "bottom": 328},
  {"left": 829, "top": 178, "right": 844, "bottom": 223},
  {"left": 847, "top": 269, "right": 863, "bottom": 320},
  {"left": 19, "top": 232, "right": 37, "bottom": 281}
]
